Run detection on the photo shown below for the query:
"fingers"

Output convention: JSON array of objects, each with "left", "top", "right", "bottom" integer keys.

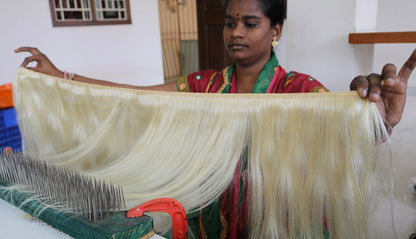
[
  {"left": 15, "top": 47, "right": 44, "bottom": 68},
  {"left": 381, "top": 63, "right": 397, "bottom": 80},
  {"left": 380, "top": 63, "right": 397, "bottom": 87},
  {"left": 397, "top": 48, "right": 416, "bottom": 83},
  {"left": 21, "top": 55, "right": 42, "bottom": 68},
  {"left": 350, "top": 74, "right": 383, "bottom": 102},
  {"left": 350, "top": 75, "right": 369, "bottom": 98},
  {"left": 367, "top": 73, "right": 382, "bottom": 102},
  {"left": 14, "top": 47, "right": 42, "bottom": 56}
]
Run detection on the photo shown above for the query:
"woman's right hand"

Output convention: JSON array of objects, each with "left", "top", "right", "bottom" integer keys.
[
  {"left": 14, "top": 47, "right": 178, "bottom": 92},
  {"left": 15, "top": 47, "right": 64, "bottom": 78}
]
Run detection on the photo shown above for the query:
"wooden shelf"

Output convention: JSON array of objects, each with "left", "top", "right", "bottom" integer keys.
[{"left": 349, "top": 31, "right": 416, "bottom": 44}]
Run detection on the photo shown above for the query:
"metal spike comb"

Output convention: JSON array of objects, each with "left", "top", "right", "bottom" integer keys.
[{"left": 0, "top": 150, "right": 125, "bottom": 223}]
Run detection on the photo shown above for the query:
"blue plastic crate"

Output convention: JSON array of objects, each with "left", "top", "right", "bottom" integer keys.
[{"left": 0, "top": 108, "right": 22, "bottom": 151}]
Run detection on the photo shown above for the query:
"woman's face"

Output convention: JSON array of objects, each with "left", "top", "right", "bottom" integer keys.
[{"left": 223, "top": 0, "right": 281, "bottom": 66}]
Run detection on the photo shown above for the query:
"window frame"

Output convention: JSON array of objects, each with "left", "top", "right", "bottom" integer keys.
[{"left": 49, "top": 0, "right": 132, "bottom": 27}]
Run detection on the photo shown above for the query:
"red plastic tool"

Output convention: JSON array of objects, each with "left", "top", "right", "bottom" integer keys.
[{"left": 127, "top": 198, "right": 188, "bottom": 239}]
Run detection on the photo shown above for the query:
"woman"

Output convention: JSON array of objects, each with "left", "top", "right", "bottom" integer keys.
[{"left": 15, "top": 0, "right": 415, "bottom": 238}]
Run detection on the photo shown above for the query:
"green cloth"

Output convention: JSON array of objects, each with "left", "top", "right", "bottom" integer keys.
[{"left": 223, "top": 53, "right": 279, "bottom": 93}]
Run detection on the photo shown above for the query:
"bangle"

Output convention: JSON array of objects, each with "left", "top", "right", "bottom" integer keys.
[
  {"left": 64, "top": 71, "right": 76, "bottom": 81},
  {"left": 68, "top": 72, "right": 75, "bottom": 81}
]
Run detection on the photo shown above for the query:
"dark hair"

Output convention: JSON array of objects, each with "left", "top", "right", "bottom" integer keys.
[{"left": 225, "top": 0, "right": 286, "bottom": 26}]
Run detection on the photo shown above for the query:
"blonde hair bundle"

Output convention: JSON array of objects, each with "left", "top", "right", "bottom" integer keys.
[{"left": 13, "top": 67, "right": 388, "bottom": 239}]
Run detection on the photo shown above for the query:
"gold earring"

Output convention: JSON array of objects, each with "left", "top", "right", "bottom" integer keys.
[{"left": 272, "top": 36, "right": 278, "bottom": 49}]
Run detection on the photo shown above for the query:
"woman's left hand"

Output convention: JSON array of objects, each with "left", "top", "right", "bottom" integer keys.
[{"left": 350, "top": 49, "right": 416, "bottom": 128}]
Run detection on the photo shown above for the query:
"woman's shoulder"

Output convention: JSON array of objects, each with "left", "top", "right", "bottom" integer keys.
[
  {"left": 187, "top": 69, "right": 219, "bottom": 82},
  {"left": 177, "top": 69, "right": 221, "bottom": 92},
  {"left": 281, "top": 71, "right": 329, "bottom": 93}
]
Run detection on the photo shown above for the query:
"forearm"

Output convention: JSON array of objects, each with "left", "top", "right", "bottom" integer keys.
[
  {"left": 15, "top": 47, "right": 178, "bottom": 92},
  {"left": 70, "top": 73, "right": 177, "bottom": 91}
]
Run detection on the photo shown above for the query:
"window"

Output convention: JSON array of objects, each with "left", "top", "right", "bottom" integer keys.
[{"left": 49, "top": 0, "right": 131, "bottom": 26}]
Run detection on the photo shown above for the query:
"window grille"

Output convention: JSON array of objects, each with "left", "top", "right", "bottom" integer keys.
[
  {"left": 49, "top": 0, "right": 131, "bottom": 26},
  {"left": 158, "top": 0, "right": 199, "bottom": 83}
]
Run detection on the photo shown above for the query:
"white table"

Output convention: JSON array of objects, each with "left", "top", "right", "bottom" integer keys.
[{"left": 0, "top": 199, "right": 165, "bottom": 239}]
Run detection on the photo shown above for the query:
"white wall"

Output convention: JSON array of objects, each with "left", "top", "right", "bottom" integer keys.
[
  {"left": 280, "top": 0, "right": 416, "bottom": 91},
  {"left": 0, "top": 0, "right": 164, "bottom": 86},
  {"left": 374, "top": 0, "right": 416, "bottom": 88},
  {"left": 283, "top": 0, "right": 357, "bottom": 91}
]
